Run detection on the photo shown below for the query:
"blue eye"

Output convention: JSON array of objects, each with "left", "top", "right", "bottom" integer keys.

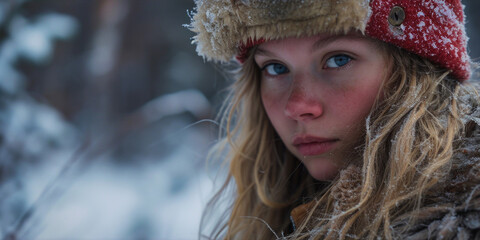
[
  {"left": 325, "top": 54, "right": 352, "bottom": 68},
  {"left": 262, "top": 63, "right": 289, "bottom": 76}
]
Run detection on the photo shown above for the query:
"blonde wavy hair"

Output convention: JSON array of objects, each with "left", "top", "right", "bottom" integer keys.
[{"left": 200, "top": 39, "right": 476, "bottom": 240}]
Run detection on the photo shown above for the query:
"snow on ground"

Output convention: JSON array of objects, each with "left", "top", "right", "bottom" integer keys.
[{"left": 19, "top": 123, "right": 217, "bottom": 239}]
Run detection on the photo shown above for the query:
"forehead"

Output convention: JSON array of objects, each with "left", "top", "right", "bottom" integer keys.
[{"left": 254, "top": 33, "right": 381, "bottom": 57}]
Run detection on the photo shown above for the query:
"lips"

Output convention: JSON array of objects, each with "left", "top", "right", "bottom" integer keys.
[{"left": 292, "top": 135, "right": 338, "bottom": 156}]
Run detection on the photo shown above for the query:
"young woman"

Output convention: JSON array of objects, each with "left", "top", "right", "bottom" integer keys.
[{"left": 189, "top": 0, "right": 480, "bottom": 239}]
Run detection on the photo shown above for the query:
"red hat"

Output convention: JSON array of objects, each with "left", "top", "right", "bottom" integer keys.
[
  {"left": 366, "top": 0, "right": 470, "bottom": 81},
  {"left": 190, "top": 0, "right": 471, "bottom": 82}
]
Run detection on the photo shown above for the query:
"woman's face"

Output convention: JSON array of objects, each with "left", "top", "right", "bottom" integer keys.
[{"left": 254, "top": 34, "right": 388, "bottom": 181}]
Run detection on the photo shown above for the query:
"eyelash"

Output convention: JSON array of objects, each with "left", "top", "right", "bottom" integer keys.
[
  {"left": 323, "top": 54, "right": 354, "bottom": 70},
  {"left": 258, "top": 53, "right": 355, "bottom": 77},
  {"left": 260, "top": 62, "right": 289, "bottom": 76}
]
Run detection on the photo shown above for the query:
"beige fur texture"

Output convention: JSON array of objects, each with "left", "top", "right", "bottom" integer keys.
[{"left": 189, "top": 0, "right": 371, "bottom": 62}]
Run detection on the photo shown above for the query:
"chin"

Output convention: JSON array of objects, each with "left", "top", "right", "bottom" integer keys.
[{"left": 304, "top": 159, "right": 341, "bottom": 181}]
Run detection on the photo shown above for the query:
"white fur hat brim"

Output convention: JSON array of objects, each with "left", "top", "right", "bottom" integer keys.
[{"left": 188, "top": 0, "right": 371, "bottom": 63}]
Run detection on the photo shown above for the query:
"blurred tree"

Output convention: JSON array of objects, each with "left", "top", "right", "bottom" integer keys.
[
  {"left": 0, "top": 1, "right": 219, "bottom": 239},
  {"left": 0, "top": 0, "right": 78, "bottom": 238},
  {"left": 20, "top": 0, "right": 220, "bottom": 130}
]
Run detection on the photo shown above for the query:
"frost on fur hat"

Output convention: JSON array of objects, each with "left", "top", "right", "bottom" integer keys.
[{"left": 189, "top": 0, "right": 471, "bottom": 82}]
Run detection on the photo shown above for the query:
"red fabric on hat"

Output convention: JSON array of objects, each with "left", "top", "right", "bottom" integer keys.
[
  {"left": 237, "top": 38, "right": 265, "bottom": 63},
  {"left": 366, "top": 0, "right": 470, "bottom": 81}
]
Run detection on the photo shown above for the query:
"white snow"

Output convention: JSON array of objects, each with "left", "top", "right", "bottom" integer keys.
[{"left": 20, "top": 127, "right": 217, "bottom": 239}]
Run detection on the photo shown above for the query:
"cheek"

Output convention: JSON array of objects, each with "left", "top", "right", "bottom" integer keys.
[
  {"left": 260, "top": 79, "right": 287, "bottom": 116},
  {"left": 352, "top": 89, "right": 380, "bottom": 112},
  {"left": 336, "top": 79, "right": 383, "bottom": 126},
  {"left": 261, "top": 84, "right": 293, "bottom": 140},
  {"left": 261, "top": 87, "right": 282, "bottom": 121}
]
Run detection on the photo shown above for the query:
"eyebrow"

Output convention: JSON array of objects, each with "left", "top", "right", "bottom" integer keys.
[
  {"left": 254, "top": 34, "right": 368, "bottom": 57},
  {"left": 254, "top": 47, "right": 274, "bottom": 57},
  {"left": 312, "top": 35, "right": 346, "bottom": 51},
  {"left": 311, "top": 34, "right": 367, "bottom": 51}
]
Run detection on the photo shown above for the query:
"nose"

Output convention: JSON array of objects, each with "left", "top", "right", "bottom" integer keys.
[{"left": 284, "top": 79, "right": 323, "bottom": 121}]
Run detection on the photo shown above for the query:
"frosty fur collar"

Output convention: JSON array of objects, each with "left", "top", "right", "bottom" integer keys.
[{"left": 393, "top": 94, "right": 480, "bottom": 239}]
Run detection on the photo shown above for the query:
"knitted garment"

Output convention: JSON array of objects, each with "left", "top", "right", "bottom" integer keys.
[{"left": 189, "top": 0, "right": 471, "bottom": 81}]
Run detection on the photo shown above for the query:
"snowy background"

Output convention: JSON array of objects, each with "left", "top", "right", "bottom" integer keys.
[{"left": 0, "top": 0, "right": 479, "bottom": 240}]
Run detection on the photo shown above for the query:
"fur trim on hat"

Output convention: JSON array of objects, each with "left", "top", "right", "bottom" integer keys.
[
  {"left": 189, "top": 0, "right": 471, "bottom": 81},
  {"left": 189, "top": 0, "right": 370, "bottom": 62}
]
